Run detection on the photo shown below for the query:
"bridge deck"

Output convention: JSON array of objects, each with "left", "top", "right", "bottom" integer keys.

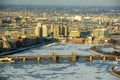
[{"left": 0, "top": 54, "right": 120, "bottom": 63}]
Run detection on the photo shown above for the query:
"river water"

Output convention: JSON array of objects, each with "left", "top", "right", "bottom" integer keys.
[{"left": 0, "top": 43, "right": 119, "bottom": 80}]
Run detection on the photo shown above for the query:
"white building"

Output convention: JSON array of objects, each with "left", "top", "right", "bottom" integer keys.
[{"left": 74, "top": 15, "right": 82, "bottom": 21}]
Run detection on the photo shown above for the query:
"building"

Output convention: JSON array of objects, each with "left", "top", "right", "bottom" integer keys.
[
  {"left": 4, "top": 31, "right": 20, "bottom": 36},
  {"left": 43, "top": 12, "right": 47, "bottom": 18},
  {"left": 69, "top": 31, "right": 80, "bottom": 38},
  {"left": 59, "top": 25, "right": 68, "bottom": 37},
  {"left": 0, "top": 38, "right": 3, "bottom": 52},
  {"left": 2, "top": 36, "right": 16, "bottom": 50},
  {"left": 42, "top": 24, "right": 48, "bottom": 37},
  {"left": 80, "top": 31, "right": 91, "bottom": 38},
  {"left": 53, "top": 25, "right": 60, "bottom": 37},
  {"left": 64, "top": 26, "right": 68, "bottom": 37},
  {"left": 74, "top": 15, "right": 82, "bottom": 21},
  {"left": 92, "top": 28, "right": 109, "bottom": 38},
  {"left": 68, "top": 38, "right": 85, "bottom": 43},
  {"left": 35, "top": 23, "right": 42, "bottom": 38},
  {"left": 37, "top": 22, "right": 42, "bottom": 28},
  {"left": 0, "top": 19, "right": 2, "bottom": 25},
  {"left": 22, "top": 28, "right": 35, "bottom": 36},
  {"left": 50, "top": 25, "right": 54, "bottom": 33}
]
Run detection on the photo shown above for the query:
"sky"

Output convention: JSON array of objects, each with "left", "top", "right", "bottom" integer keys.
[{"left": 0, "top": 0, "right": 120, "bottom": 6}]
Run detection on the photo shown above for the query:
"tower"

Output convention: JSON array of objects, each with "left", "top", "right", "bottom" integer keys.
[
  {"left": 42, "top": 24, "right": 48, "bottom": 37},
  {"left": 63, "top": 25, "right": 68, "bottom": 37},
  {"left": 53, "top": 25, "right": 60, "bottom": 37},
  {"left": 35, "top": 23, "right": 42, "bottom": 38}
]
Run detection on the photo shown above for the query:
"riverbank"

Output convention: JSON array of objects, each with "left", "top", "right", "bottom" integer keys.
[
  {"left": 89, "top": 46, "right": 120, "bottom": 56},
  {"left": 109, "top": 66, "right": 120, "bottom": 78},
  {"left": 0, "top": 42, "right": 58, "bottom": 56},
  {"left": 0, "top": 42, "right": 45, "bottom": 56}
]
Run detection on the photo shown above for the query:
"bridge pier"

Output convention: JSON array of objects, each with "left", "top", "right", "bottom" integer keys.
[
  {"left": 89, "top": 56, "right": 93, "bottom": 61},
  {"left": 115, "top": 57, "right": 118, "bottom": 61},
  {"left": 22, "top": 57, "right": 26, "bottom": 62},
  {"left": 102, "top": 56, "right": 106, "bottom": 60},
  {"left": 115, "top": 57, "right": 120, "bottom": 61},
  {"left": 71, "top": 52, "right": 76, "bottom": 62},
  {"left": 37, "top": 57, "right": 41, "bottom": 62},
  {"left": 52, "top": 51, "right": 56, "bottom": 62}
]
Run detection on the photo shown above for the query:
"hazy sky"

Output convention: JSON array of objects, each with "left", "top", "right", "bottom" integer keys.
[{"left": 0, "top": 0, "right": 120, "bottom": 6}]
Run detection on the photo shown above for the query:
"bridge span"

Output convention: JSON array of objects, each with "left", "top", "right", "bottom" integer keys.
[{"left": 0, "top": 52, "right": 120, "bottom": 63}]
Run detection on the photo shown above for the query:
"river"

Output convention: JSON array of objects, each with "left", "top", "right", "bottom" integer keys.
[{"left": 0, "top": 43, "right": 119, "bottom": 80}]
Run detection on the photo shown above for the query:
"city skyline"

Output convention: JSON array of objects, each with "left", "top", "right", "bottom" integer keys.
[
  {"left": 0, "top": 0, "right": 120, "bottom": 6},
  {"left": 0, "top": 1, "right": 120, "bottom": 80}
]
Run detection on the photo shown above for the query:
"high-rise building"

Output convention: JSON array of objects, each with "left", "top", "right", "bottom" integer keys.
[
  {"left": 50, "top": 25, "right": 54, "bottom": 32},
  {"left": 63, "top": 25, "right": 68, "bottom": 37},
  {"left": 59, "top": 25, "right": 68, "bottom": 37},
  {"left": 35, "top": 23, "right": 42, "bottom": 38},
  {"left": 42, "top": 24, "right": 48, "bottom": 37},
  {"left": 48, "top": 25, "right": 54, "bottom": 37},
  {"left": 59, "top": 26, "right": 63, "bottom": 36},
  {"left": 0, "top": 19, "right": 2, "bottom": 25},
  {"left": 53, "top": 25, "right": 60, "bottom": 37}
]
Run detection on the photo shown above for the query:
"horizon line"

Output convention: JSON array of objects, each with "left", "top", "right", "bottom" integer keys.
[{"left": 0, "top": 4, "right": 120, "bottom": 7}]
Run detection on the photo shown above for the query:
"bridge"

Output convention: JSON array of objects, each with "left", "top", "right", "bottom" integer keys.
[{"left": 0, "top": 52, "right": 120, "bottom": 63}]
